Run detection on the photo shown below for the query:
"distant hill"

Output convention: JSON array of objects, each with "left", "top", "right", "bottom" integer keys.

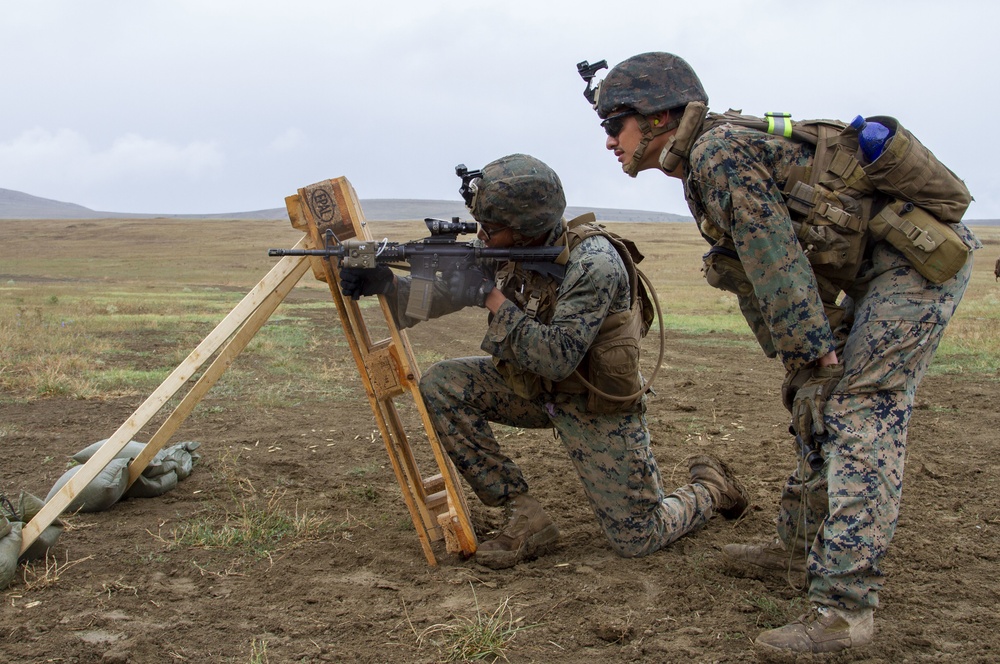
[
  {"left": 0, "top": 187, "right": 692, "bottom": 223},
  {"left": 3, "top": 186, "right": 997, "bottom": 225},
  {"left": 0, "top": 187, "right": 103, "bottom": 219}
]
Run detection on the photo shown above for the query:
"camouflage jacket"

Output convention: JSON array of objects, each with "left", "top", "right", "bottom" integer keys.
[
  {"left": 683, "top": 124, "right": 834, "bottom": 371},
  {"left": 392, "top": 226, "right": 632, "bottom": 383}
]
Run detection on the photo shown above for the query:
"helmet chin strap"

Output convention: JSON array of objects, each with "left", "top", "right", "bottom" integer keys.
[{"left": 624, "top": 115, "right": 680, "bottom": 178}]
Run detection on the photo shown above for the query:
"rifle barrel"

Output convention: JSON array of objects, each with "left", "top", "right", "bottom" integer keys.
[{"left": 267, "top": 242, "right": 563, "bottom": 264}]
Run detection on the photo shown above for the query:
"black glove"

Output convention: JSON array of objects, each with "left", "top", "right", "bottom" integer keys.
[
  {"left": 446, "top": 268, "right": 495, "bottom": 308},
  {"left": 789, "top": 364, "right": 844, "bottom": 443},
  {"left": 339, "top": 266, "right": 394, "bottom": 300}
]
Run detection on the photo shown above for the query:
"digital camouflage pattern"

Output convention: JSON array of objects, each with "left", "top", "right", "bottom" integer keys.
[
  {"left": 470, "top": 154, "right": 566, "bottom": 239},
  {"left": 390, "top": 225, "right": 725, "bottom": 556},
  {"left": 681, "top": 120, "right": 981, "bottom": 612},
  {"left": 595, "top": 52, "right": 708, "bottom": 119},
  {"left": 687, "top": 125, "right": 832, "bottom": 372},
  {"left": 420, "top": 358, "right": 715, "bottom": 557},
  {"left": 776, "top": 237, "right": 974, "bottom": 610}
]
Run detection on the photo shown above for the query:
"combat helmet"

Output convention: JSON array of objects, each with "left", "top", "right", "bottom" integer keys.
[
  {"left": 459, "top": 154, "right": 566, "bottom": 240},
  {"left": 592, "top": 52, "right": 708, "bottom": 119}
]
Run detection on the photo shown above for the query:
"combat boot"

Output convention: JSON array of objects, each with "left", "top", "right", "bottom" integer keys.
[
  {"left": 686, "top": 455, "right": 749, "bottom": 520},
  {"left": 722, "top": 539, "right": 807, "bottom": 587},
  {"left": 475, "top": 493, "right": 559, "bottom": 570},
  {"left": 755, "top": 605, "right": 874, "bottom": 654}
]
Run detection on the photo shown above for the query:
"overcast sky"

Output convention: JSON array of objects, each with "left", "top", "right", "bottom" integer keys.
[{"left": 2, "top": 0, "right": 998, "bottom": 219}]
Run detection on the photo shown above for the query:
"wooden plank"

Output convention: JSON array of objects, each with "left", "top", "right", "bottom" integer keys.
[
  {"left": 19, "top": 240, "right": 311, "bottom": 555},
  {"left": 126, "top": 253, "right": 310, "bottom": 486}
]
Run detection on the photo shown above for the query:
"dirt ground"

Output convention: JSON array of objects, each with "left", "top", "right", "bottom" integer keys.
[{"left": 3, "top": 248, "right": 1000, "bottom": 663}]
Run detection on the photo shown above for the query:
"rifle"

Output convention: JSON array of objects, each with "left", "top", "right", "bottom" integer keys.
[{"left": 269, "top": 217, "right": 565, "bottom": 320}]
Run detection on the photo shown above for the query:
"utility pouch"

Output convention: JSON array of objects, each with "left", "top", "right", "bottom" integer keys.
[
  {"left": 868, "top": 200, "right": 970, "bottom": 283},
  {"left": 856, "top": 116, "right": 972, "bottom": 223},
  {"left": 702, "top": 239, "right": 753, "bottom": 296},
  {"left": 583, "top": 303, "right": 644, "bottom": 414},
  {"left": 493, "top": 358, "right": 541, "bottom": 400},
  {"left": 784, "top": 181, "right": 866, "bottom": 274}
]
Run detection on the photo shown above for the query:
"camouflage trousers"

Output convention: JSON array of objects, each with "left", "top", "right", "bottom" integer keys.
[
  {"left": 777, "top": 233, "right": 975, "bottom": 611},
  {"left": 419, "top": 357, "right": 715, "bottom": 557}
]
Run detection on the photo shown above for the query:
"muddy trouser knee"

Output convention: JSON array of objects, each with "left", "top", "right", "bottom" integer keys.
[
  {"left": 776, "top": 239, "right": 973, "bottom": 611},
  {"left": 419, "top": 357, "right": 550, "bottom": 506},
  {"left": 544, "top": 395, "right": 715, "bottom": 558}
]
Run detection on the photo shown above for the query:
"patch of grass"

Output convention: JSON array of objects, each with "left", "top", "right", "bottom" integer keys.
[
  {"left": 87, "top": 367, "right": 172, "bottom": 394},
  {"left": 171, "top": 489, "right": 328, "bottom": 558},
  {"left": 349, "top": 484, "right": 380, "bottom": 502},
  {"left": 29, "top": 356, "right": 99, "bottom": 398},
  {"left": 743, "top": 592, "right": 786, "bottom": 629},
  {"left": 246, "top": 638, "right": 270, "bottom": 664},
  {"left": 418, "top": 586, "right": 532, "bottom": 662},
  {"left": 415, "top": 349, "right": 448, "bottom": 365},
  {"left": 348, "top": 463, "right": 382, "bottom": 478},
  {"left": 169, "top": 450, "right": 329, "bottom": 558}
]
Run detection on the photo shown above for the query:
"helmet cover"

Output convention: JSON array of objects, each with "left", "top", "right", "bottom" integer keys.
[
  {"left": 596, "top": 52, "right": 708, "bottom": 119},
  {"left": 469, "top": 154, "right": 566, "bottom": 238}
]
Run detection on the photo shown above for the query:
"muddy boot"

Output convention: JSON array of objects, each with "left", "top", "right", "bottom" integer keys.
[
  {"left": 755, "top": 605, "right": 874, "bottom": 654},
  {"left": 475, "top": 494, "right": 559, "bottom": 570},
  {"left": 722, "top": 538, "right": 808, "bottom": 587},
  {"left": 687, "top": 455, "right": 749, "bottom": 520}
]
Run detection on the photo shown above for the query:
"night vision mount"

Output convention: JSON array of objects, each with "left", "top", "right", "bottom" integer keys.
[
  {"left": 576, "top": 59, "right": 607, "bottom": 105},
  {"left": 455, "top": 163, "right": 483, "bottom": 208}
]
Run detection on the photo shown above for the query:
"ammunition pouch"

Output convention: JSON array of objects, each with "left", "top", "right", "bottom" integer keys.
[
  {"left": 784, "top": 181, "right": 867, "bottom": 279},
  {"left": 868, "top": 200, "right": 970, "bottom": 283},
  {"left": 702, "top": 239, "right": 754, "bottom": 296}
]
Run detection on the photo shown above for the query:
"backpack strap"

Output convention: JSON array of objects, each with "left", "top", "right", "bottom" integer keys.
[{"left": 556, "top": 213, "right": 598, "bottom": 266}]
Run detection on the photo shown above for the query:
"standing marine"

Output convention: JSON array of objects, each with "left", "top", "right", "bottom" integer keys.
[
  {"left": 340, "top": 153, "right": 749, "bottom": 569},
  {"left": 577, "top": 52, "right": 980, "bottom": 654}
]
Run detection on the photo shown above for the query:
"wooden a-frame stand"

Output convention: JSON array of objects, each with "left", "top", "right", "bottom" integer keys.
[{"left": 19, "top": 176, "right": 477, "bottom": 566}]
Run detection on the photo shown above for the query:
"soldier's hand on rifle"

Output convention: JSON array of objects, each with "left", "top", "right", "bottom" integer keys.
[
  {"left": 789, "top": 363, "right": 844, "bottom": 445},
  {"left": 446, "top": 268, "right": 495, "bottom": 308},
  {"left": 339, "top": 266, "right": 395, "bottom": 300}
]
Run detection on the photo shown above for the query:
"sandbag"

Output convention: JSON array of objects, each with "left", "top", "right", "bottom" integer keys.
[
  {"left": 72, "top": 439, "right": 201, "bottom": 480},
  {"left": 72, "top": 439, "right": 146, "bottom": 464},
  {"left": 124, "top": 469, "right": 179, "bottom": 499},
  {"left": 46, "top": 457, "right": 130, "bottom": 513},
  {"left": 124, "top": 442, "right": 201, "bottom": 497},
  {"left": 1, "top": 521, "right": 22, "bottom": 589},
  {"left": 156, "top": 441, "right": 202, "bottom": 481},
  {"left": 16, "top": 492, "right": 64, "bottom": 561},
  {"left": 0, "top": 513, "right": 11, "bottom": 540}
]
